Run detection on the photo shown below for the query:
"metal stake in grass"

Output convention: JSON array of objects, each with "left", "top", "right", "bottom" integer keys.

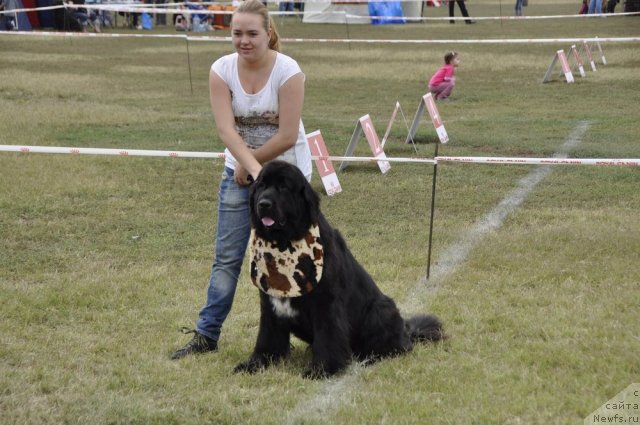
[
  {"left": 426, "top": 141, "right": 439, "bottom": 280},
  {"left": 345, "top": 12, "right": 352, "bottom": 51},
  {"left": 185, "top": 35, "right": 194, "bottom": 95}
]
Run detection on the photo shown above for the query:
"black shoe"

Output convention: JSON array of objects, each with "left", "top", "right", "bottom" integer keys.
[
  {"left": 171, "top": 328, "right": 217, "bottom": 359},
  {"left": 466, "top": 20, "right": 476, "bottom": 24}
]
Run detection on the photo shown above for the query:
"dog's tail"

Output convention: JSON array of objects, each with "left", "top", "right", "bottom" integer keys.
[{"left": 404, "top": 314, "right": 446, "bottom": 343}]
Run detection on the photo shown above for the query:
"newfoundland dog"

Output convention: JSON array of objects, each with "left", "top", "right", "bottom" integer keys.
[{"left": 234, "top": 160, "right": 444, "bottom": 378}]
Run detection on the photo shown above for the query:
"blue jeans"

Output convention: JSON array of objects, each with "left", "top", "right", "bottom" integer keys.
[
  {"left": 588, "top": 0, "right": 602, "bottom": 13},
  {"left": 279, "top": 2, "right": 294, "bottom": 12},
  {"left": 515, "top": 0, "right": 523, "bottom": 16},
  {"left": 196, "top": 167, "right": 251, "bottom": 341}
]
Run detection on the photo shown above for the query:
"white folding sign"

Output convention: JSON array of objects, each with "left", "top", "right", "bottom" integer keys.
[
  {"left": 406, "top": 93, "right": 449, "bottom": 144},
  {"left": 570, "top": 44, "right": 586, "bottom": 78},
  {"left": 580, "top": 41, "right": 597, "bottom": 72},
  {"left": 306, "top": 130, "right": 342, "bottom": 196},
  {"left": 542, "top": 49, "right": 575, "bottom": 84},
  {"left": 594, "top": 36, "right": 607, "bottom": 65},
  {"left": 340, "top": 114, "right": 391, "bottom": 174}
]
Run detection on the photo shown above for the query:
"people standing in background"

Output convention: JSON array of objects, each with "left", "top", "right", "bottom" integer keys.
[
  {"left": 449, "top": 0, "right": 475, "bottom": 24},
  {"left": 579, "top": 0, "right": 589, "bottom": 14},
  {"left": 0, "top": 0, "right": 16, "bottom": 30},
  {"left": 515, "top": 0, "right": 524, "bottom": 16},
  {"left": 154, "top": 0, "right": 166, "bottom": 25},
  {"left": 278, "top": 1, "right": 294, "bottom": 16},
  {"left": 63, "top": 0, "right": 101, "bottom": 32},
  {"left": 588, "top": 0, "right": 602, "bottom": 14}
]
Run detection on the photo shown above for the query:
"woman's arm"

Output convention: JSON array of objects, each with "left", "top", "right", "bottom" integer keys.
[
  {"left": 209, "top": 70, "right": 305, "bottom": 185},
  {"left": 251, "top": 72, "right": 305, "bottom": 165},
  {"left": 209, "top": 70, "right": 262, "bottom": 183}
]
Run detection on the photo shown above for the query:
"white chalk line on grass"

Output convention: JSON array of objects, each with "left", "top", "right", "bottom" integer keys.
[{"left": 284, "top": 120, "right": 590, "bottom": 425}]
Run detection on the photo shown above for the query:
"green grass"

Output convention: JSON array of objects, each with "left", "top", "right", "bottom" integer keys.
[{"left": 1, "top": 2, "right": 639, "bottom": 424}]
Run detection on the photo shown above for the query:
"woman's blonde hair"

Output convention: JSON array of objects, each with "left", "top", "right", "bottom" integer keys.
[{"left": 234, "top": 0, "right": 281, "bottom": 52}]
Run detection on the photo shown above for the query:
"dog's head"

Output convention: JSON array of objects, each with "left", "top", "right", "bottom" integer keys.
[{"left": 250, "top": 160, "right": 320, "bottom": 242}]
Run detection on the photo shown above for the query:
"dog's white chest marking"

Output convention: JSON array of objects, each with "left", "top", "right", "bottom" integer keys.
[{"left": 270, "top": 298, "right": 298, "bottom": 319}]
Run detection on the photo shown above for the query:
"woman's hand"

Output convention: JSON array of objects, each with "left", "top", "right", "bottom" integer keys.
[{"left": 234, "top": 163, "right": 253, "bottom": 186}]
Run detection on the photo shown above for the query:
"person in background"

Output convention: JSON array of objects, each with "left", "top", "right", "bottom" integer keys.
[
  {"left": 278, "top": 1, "right": 294, "bottom": 17},
  {"left": 0, "top": 0, "right": 16, "bottom": 30},
  {"left": 186, "top": 0, "right": 210, "bottom": 31},
  {"left": 154, "top": 0, "right": 166, "bottom": 26},
  {"left": 579, "top": 0, "right": 589, "bottom": 14},
  {"left": 606, "top": 0, "right": 619, "bottom": 13},
  {"left": 64, "top": 0, "right": 101, "bottom": 32},
  {"left": 171, "top": 0, "right": 312, "bottom": 360},
  {"left": 428, "top": 51, "right": 460, "bottom": 101},
  {"left": 515, "top": 0, "right": 524, "bottom": 16},
  {"left": 449, "top": 0, "right": 475, "bottom": 24},
  {"left": 588, "top": 0, "right": 602, "bottom": 14}
]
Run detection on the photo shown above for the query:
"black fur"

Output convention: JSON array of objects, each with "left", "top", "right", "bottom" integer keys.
[{"left": 234, "top": 160, "right": 444, "bottom": 378}]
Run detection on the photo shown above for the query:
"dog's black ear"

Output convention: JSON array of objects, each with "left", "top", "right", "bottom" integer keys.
[
  {"left": 248, "top": 171, "right": 262, "bottom": 225},
  {"left": 302, "top": 179, "right": 320, "bottom": 225}
]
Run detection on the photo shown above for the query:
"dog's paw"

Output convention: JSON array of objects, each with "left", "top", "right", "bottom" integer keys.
[
  {"left": 233, "top": 358, "right": 265, "bottom": 374},
  {"left": 303, "top": 363, "right": 345, "bottom": 379},
  {"left": 302, "top": 367, "right": 330, "bottom": 380}
]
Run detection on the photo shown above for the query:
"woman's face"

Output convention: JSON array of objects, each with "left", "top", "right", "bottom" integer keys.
[{"left": 231, "top": 12, "right": 271, "bottom": 63}]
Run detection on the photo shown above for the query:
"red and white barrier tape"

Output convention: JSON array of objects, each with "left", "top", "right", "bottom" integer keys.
[{"left": 2, "top": 145, "right": 638, "bottom": 167}]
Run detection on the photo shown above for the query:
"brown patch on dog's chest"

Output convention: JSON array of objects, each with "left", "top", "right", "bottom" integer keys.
[{"left": 259, "top": 251, "right": 293, "bottom": 293}]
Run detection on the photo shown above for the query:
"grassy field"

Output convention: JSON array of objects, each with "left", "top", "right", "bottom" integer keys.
[{"left": 1, "top": 2, "right": 639, "bottom": 424}]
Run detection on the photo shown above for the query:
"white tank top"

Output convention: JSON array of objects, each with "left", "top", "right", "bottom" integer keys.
[{"left": 211, "top": 52, "right": 312, "bottom": 179}]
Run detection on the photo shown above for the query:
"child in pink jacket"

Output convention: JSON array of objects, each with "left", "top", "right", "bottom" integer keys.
[{"left": 428, "top": 51, "right": 460, "bottom": 101}]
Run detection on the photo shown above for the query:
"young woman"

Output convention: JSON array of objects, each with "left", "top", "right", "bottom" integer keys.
[{"left": 172, "top": 0, "right": 312, "bottom": 359}]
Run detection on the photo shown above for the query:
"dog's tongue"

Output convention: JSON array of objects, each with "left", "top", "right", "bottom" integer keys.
[{"left": 262, "top": 217, "right": 275, "bottom": 227}]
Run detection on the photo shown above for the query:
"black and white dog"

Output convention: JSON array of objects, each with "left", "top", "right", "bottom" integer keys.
[{"left": 234, "top": 160, "right": 444, "bottom": 378}]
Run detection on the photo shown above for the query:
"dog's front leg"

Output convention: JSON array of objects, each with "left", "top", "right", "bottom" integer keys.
[
  {"left": 234, "top": 295, "right": 291, "bottom": 374},
  {"left": 304, "top": 307, "right": 351, "bottom": 379}
]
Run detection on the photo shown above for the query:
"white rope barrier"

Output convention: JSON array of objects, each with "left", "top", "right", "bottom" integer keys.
[
  {"left": 436, "top": 156, "right": 640, "bottom": 167},
  {"left": 2, "top": 145, "right": 639, "bottom": 167},
  {"left": 0, "top": 145, "right": 436, "bottom": 164},
  {"left": 2, "top": 3, "right": 639, "bottom": 35},
  {"left": 342, "top": 11, "right": 640, "bottom": 22},
  {"left": 273, "top": 36, "right": 640, "bottom": 45},
  {"left": 3, "top": 30, "right": 639, "bottom": 44},
  {"left": 2, "top": 4, "right": 639, "bottom": 21},
  {"left": 0, "top": 145, "right": 226, "bottom": 159}
]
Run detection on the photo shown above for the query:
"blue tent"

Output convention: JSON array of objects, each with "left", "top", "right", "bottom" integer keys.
[{"left": 368, "top": 1, "right": 405, "bottom": 25}]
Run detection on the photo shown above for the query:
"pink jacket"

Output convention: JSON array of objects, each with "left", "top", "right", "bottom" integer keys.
[{"left": 429, "top": 64, "right": 455, "bottom": 87}]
